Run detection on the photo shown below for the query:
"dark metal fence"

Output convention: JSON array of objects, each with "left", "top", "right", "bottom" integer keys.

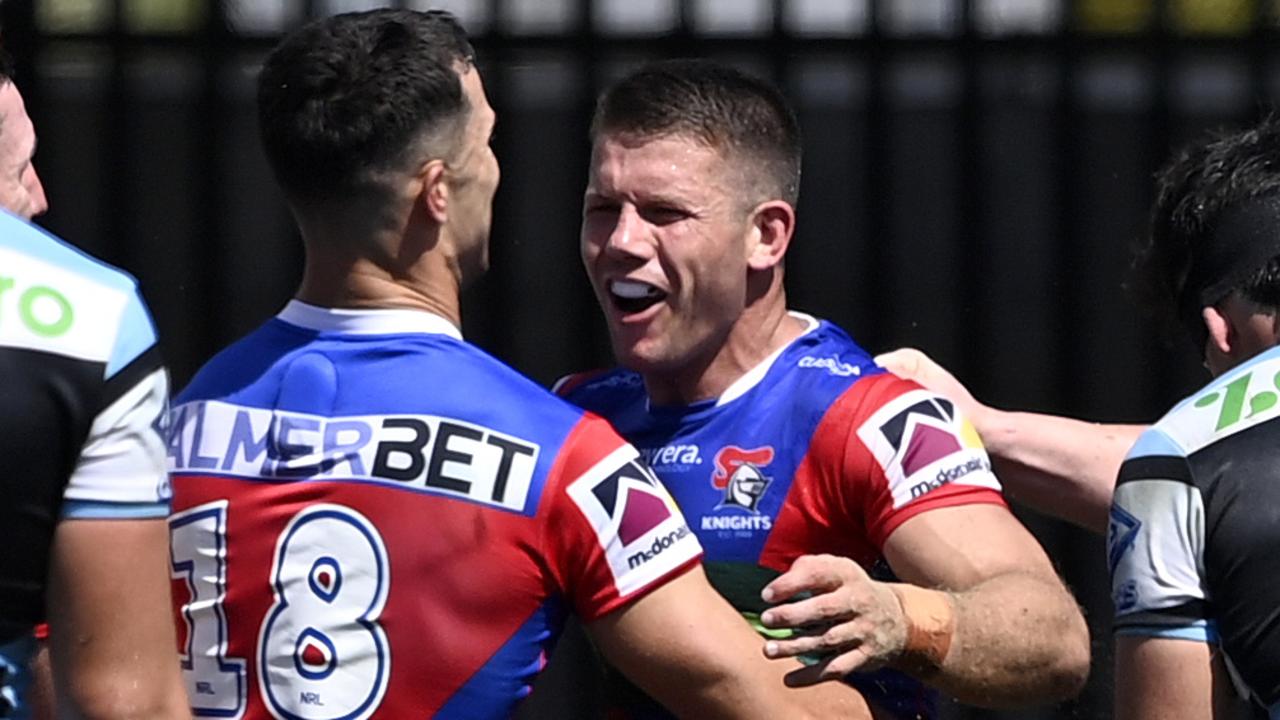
[{"left": 7, "top": 1, "right": 1279, "bottom": 717}]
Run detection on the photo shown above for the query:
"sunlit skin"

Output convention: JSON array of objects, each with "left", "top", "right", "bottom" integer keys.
[
  {"left": 294, "top": 64, "right": 498, "bottom": 325},
  {"left": 580, "top": 133, "right": 803, "bottom": 405},
  {"left": 442, "top": 65, "right": 500, "bottom": 285},
  {"left": 1203, "top": 293, "right": 1280, "bottom": 377},
  {"left": 0, "top": 81, "right": 48, "bottom": 220}
]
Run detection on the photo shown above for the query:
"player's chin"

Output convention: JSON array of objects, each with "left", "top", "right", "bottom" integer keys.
[{"left": 609, "top": 336, "right": 667, "bottom": 375}]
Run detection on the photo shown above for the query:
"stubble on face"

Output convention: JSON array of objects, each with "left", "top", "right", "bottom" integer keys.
[
  {"left": 582, "top": 133, "right": 757, "bottom": 394},
  {"left": 443, "top": 66, "right": 499, "bottom": 286}
]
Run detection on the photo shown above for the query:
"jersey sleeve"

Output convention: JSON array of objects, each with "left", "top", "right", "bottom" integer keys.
[
  {"left": 844, "top": 374, "right": 1006, "bottom": 549},
  {"left": 1108, "top": 427, "right": 1214, "bottom": 643},
  {"left": 62, "top": 287, "right": 170, "bottom": 518},
  {"left": 541, "top": 414, "right": 702, "bottom": 622}
]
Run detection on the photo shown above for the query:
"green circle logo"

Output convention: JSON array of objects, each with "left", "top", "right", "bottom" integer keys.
[{"left": 19, "top": 286, "right": 74, "bottom": 337}]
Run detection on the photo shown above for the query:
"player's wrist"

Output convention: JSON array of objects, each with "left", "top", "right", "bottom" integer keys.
[{"left": 886, "top": 583, "right": 955, "bottom": 677}]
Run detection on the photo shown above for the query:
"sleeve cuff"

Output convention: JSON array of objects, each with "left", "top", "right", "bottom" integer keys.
[{"left": 61, "top": 500, "right": 169, "bottom": 520}]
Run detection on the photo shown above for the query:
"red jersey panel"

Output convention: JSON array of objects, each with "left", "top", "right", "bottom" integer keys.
[{"left": 168, "top": 302, "right": 702, "bottom": 720}]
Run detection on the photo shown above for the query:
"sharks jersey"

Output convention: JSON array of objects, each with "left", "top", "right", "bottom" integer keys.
[
  {"left": 1110, "top": 343, "right": 1280, "bottom": 716},
  {"left": 558, "top": 314, "right": 1005, "bottom": 719},
  {"left": 168, "top": 301, "right": 701, "bottom": 720},
  {"left": 0, "top": 209, "right": 169, "bottom": 720}
]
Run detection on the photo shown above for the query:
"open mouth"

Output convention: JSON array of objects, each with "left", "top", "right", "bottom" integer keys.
[{"left": 609, "top": 279, "right": 667, "bottom": 314}]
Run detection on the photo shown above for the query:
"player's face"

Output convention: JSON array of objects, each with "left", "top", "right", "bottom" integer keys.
[
  {"left": 582, "top": 133, "right": 754, "bottom": 378},
  {"left": 0, "top": 82, "right": 48, "bottom": 221},
  {"left": 445, "top": 66, "right": 499, "bottom": 284}
]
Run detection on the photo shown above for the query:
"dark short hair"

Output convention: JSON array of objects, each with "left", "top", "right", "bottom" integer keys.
[
  {"left": 1135, "top": 116, "right": 1280, "bottom": 345},
  {"left": 257, "top": 9, "right": 475, "bottom": 206},
  {"left": 591, "top": 59, "right": 802, "bottom": 207}
]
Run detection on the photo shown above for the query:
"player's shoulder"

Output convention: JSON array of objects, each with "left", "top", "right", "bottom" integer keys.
[
  {"left": 0, "top": 211, "right": 155, "bottom": 371},
  {"left": 740, "top": 314, "right": 883, "bottom": 414},
  {"left": 184, "top": 321, "right": 589, "bottom": 425},
  {"left": 553, "top": 366, "right": 645, "bottom": 412},
  {"left": 1140, "top": 345, "right": 1280, "bottom": 462},
  {"left": 0, "top": 211, "right": 139, "bottom": 293},
  {"left": 781, "top": 315, "right": 880, "bottom": 387}
]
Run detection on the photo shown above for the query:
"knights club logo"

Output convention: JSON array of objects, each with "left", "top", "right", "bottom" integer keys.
[{"left": 711, "top": 446, "right": 775, "bottom": 513}]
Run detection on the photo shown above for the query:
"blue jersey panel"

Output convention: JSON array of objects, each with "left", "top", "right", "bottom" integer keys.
[
  {"left": 177, "top": 319, "right": 587, "bottom": 517},
  {"left": 565, "top": 320, "right": 881, "bottom": 563},
  {"left": 0, "top": 634, "right": 33, "bottom": 720},
  {"left": 434, "top": 598, "right": 567, "bottom": 720}
]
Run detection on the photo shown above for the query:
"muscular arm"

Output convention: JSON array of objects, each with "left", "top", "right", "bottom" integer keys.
[
  {"left": 877, "top": 348, "right": 1144, "bottom": 533},
  {"left": 969, "top": 410, "right": 1143, "bottom": 534},
  {"left": 1115, "top": 636, "right": 1248, "bottom": 719},
  {"left": 46, "top": 518, "right": 189, "bottom": 719},
  {"left": 761, "top": 505, "right": 1089, "bottom": 708},
  {"left": 587, "top": 565, "right": 873, "bottom": 720}
]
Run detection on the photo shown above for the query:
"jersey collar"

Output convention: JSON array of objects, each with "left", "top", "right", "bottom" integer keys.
[
  {"left": 277, "top": 300, "right": 463, "bottom": 340},
  {"left": 713, "top": 311, "right": 819, "bottom": 407}
]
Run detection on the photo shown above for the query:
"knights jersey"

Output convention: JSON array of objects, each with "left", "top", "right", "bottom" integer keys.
[
  {"left": 1110, "top": 343, "right": 1280, "bottom": 716},
  {"left": 0, "top": 210, "right": 169, "bottom": 720},
  {"left": 167, "top": 301, "right": 701, "bottom": 720},
  {"left": 557, "top": 313, "right": 1006, "bottom": 719}
]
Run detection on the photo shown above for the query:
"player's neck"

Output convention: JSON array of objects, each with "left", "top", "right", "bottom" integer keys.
[
  {"left": 644, "top": 296, "right": 804, "bottom": 407},
  {"left": 296, "top": 241, "right": 463, "bottom": 329}
]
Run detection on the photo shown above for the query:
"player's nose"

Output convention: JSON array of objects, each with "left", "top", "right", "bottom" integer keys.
[{"left": 604, "top": 205, "right": 647, "bottom": 258}]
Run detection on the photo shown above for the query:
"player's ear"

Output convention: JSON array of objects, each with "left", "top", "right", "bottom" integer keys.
[
  {"left": 1202, "top": 303, "right": 1234, "bottom": 368},
  {"left": 419, "top": 159, "right": 450, "bottom": 225},
  {"left": 746, "top": 200, "right": 794, "bottom": 272}
]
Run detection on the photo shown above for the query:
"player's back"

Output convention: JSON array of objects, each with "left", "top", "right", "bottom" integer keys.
[{"left": 170, "top": 302, "right": 700, "bottom": 720}]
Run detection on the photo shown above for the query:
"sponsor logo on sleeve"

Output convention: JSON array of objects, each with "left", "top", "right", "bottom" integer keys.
[
  {"left": 1107, "top": 504, "right": 1142, "bottom": 576},
  {"left": 567, "top": 445, "right": 700, "bottom": 597},
  {"left": 1114, "top": 580, "right": 1139, "bottom": 613},
  {"left": 855, "top": 390, "right": 1000, "bottom": 509}
]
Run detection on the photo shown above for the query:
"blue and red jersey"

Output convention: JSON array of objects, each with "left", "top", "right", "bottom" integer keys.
[
  {"left": 558, "top": 313, "right": 1005, "bottom": 719},
  {"left": 168, "top": 301, "right": 701, "bottom": 720}
]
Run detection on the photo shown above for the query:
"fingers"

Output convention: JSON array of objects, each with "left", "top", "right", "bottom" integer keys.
[
  {"left": 760, "top": 591, "right": 852, "bottom": 631},
  {"left": 872, "top": 348, "right": 924, "bottom": 376},
  {"left": 761, "top": 554, "right": 864, "bottom": 604},
  {"left": 762, "top": 619, "right": 845, "bottom": 659},
  {"left": 781, "top": 650, "right": 876, "bottom": 687}
]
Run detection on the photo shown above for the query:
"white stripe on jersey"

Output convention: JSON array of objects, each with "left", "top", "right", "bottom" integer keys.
[
  {"left": 66, "top": 367, "right": 170, "bottom": 506},
  {"left": 0, "top": 246, "right": 131, "bottom": 365}
]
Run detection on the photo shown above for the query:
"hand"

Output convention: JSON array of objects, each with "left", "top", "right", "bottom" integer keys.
[
  {"left": 758, "top": 554, "right": 908, "bottom": 686},
  {"left": 875, "top": 348, "right": 987, "bottom": 426}
]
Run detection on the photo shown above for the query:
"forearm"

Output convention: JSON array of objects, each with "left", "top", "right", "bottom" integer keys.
[
  {"left": 975, "top": 407, "right": 1145, "bottom": 533},
  {"left": 892, "top": 570, "right": 1089, "bottom": 708},
  {"left": 48, "top": 519, "right": 190, "bottom": 719}
]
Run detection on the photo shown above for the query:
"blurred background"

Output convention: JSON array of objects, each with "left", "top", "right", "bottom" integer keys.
[{"left": 3, "top": 0, "right": 1274, "bottom": 717}]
